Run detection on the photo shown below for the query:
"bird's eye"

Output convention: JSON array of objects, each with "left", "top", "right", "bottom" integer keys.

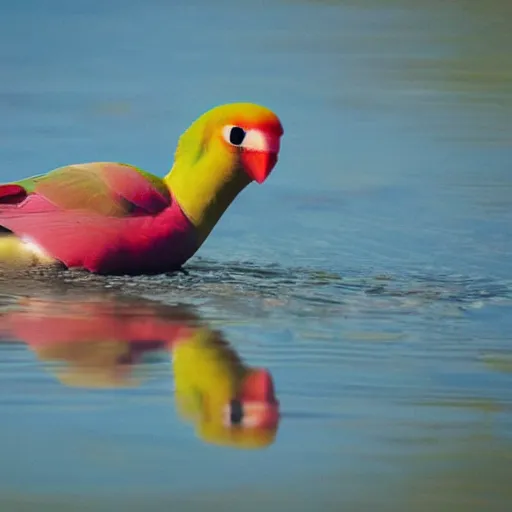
[
  {"left": 222, "top": 125, "right": 246, "bottom": 146},
  {"left": 229, "top": 399, "right": 244, "bottom": 425}
]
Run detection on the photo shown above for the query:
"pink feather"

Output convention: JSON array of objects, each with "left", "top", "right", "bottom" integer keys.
[{"left": 0, "top": 164, "right": 198, "bottom": 274}]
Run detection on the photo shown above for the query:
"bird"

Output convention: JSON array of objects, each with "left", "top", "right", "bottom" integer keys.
[
  {"left": 0, "top": 102, "right": 283, "bottom": 275},
  {"left": 172, "top": 323, "right": 280, "bottom": 449},
  {"left": 0, "top": 295, "right": 280, "bottom": 449}
]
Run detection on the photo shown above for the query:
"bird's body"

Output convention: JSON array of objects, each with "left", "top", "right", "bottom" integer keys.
[
  {"left": 0, "top": 163, "right": 197, "bottom": 274},
  {"left": 0, "top": 103, "right": 283, "bottom": 274}
]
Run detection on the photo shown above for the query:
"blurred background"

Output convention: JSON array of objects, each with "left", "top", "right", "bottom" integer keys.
[{"left": 0, "top": 0, "right": 511, "bottom": 510}]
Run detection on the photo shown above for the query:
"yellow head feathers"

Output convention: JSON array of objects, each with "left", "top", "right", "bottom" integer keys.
[
  {"left": 173, "top": 102, "right": 283, "bottom": 165},
  {"left": 165, "top": 102, "right": 284, "bottom": 246},
  {"left": 172, "top": 327, "right": 280, "bottom": 449}
]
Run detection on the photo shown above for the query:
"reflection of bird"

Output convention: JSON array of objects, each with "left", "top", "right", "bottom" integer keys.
[
  {"left": 173, "top": 326, "right": 279, "bottom": 449},
  {"left": 0, "top": 103, "right": 283, "bottom": 274},
  {"left": 1, "top": 297, "right": 192, "bottom": 387},
  {"left": 0, "top": 296, "right": 280, "bottom": 449}
]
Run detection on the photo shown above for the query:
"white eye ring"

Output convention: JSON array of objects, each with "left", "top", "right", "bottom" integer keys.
[
  {"left": 222, "top": 125, "right": 274, "bottom": 152},
  {"left": 222, "top": 125, "right": 246, "bottom": 147}
]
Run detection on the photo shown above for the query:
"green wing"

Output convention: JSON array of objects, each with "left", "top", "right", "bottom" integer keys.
[{"left": 12, "top": 162, "right": 171, "bottom": 217}]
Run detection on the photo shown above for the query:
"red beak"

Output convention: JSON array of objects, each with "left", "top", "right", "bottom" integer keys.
[
  {"left": 241, "top": 150, "right": 279, "bottom": 184},
  {"left": 238, "top": 368, "right": 280, "bottom": 429}
]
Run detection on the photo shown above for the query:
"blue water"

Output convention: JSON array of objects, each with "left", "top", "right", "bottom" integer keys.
[{"left": 1, "top": 0, "right": 512, "bottom": 510}]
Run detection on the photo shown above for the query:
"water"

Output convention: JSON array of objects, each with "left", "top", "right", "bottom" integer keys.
[{"left": 1, "top": 0, "right": 512, "bottom": 510}]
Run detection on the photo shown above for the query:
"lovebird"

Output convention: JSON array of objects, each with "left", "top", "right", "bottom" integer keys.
[
  {"left": 0, "top": 102, "right": 283, "bottom": 274},
  {"left": 172, "top": 325, "right": 280, "bottom": 449},
  {"left": 0, "top": 296, "right": 280, "bottom": 449}
]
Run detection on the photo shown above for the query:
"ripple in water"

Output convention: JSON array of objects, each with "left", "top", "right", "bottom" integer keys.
[{"left": 1, "top": 257, "right": 510, "bottom": 317}]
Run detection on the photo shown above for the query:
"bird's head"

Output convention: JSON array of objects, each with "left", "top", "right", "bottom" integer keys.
[
  {"left": 172, "top": 327, "right": 280, "bottom": 449},
  {"left": 174, "top": 102, "right": 283, "bottom": 184},
  {"left": 166, "top": 102, "right": 284, "bottom": 245}
]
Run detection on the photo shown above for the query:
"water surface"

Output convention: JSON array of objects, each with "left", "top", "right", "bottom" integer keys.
[{"left": 1, "top": 0, "right": 511, "bottom": 510}]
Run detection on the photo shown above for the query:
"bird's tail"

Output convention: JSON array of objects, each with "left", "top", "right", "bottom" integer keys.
[{"left": 0, "top": 184, "right": 27, "bottom": 205}]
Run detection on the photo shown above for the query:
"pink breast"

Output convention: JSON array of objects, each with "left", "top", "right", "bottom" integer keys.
[
  {"left": 87, "top": 204, "right": 199, "bottom": 274},
  {"left": 0, "top": 196, "right": 199, "bottom": 274}
]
